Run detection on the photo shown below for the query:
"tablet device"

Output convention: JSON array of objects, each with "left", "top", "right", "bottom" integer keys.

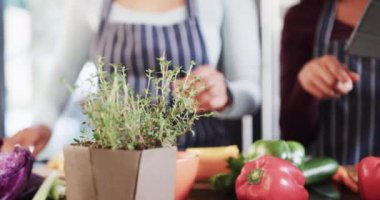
[{"left": 346, "top": 0, "right": 380, "bottom": 59}]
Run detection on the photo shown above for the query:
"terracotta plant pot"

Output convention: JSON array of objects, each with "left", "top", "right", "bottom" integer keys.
[
  {"left": 64, "top": 145, "right": 176, "bottom": 200},
  {"left": 175, "top": 152, "right": 199, "bottom": 200}
]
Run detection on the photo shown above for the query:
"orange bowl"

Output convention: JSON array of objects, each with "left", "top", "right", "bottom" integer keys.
[
  {"left": 185, "top": 145, "right": 239, "bottom": 180},
  {"left": 175, "top": 152, "right": 199, "bottom": 200}
]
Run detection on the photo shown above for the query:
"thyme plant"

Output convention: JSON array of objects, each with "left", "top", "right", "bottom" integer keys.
[{"left": 75, "top": 57, "right": 207, "bottom": 150}]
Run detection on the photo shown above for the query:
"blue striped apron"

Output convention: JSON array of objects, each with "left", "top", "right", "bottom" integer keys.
[
  {"left": 310, "top": 0, "right": 380, "bottom": 164},
  {"left": 90, "top": 0, "right": 229, "bottom": 149}
]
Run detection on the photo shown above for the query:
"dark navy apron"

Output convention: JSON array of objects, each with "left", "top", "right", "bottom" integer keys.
[
  {"left": 310, "top": 0, "right": 380, "bottom": 164},
  {"left": 90, "top": 0, "right": 229, "bottom": 149}
]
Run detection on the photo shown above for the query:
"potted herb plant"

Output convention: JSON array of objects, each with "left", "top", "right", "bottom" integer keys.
[{"left": 63, "top": 58, "right": 204, "bottom": 200}]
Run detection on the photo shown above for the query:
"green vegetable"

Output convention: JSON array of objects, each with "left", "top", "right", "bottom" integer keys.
[
  {"left": 247, "top": 140, "right": 305, "bottom": 168},
  {"left": 211, "top": 140, "right": 306, "bottom": 191},
  {"left": 210, "top": 173, "right": 235, "bottom": 191},
  {"left": 50, "top": 179, "right": 66, "bottom": 200},
  {"left": 302, "top": 157, "right": 339, "bottom": 185},
  {"left": 307, "top": 182, "right": 341, "bottom": 199},
  {"left": 209, "top": 155, "right": 245, "bottom": 191},
  {"left": 33, "top": 171, "right": 66, "bottom": 200},
  {"left": 226, "top": 155, "right": 245, "bottom": 173}
]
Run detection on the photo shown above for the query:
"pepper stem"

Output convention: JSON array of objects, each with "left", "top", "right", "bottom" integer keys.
[{"left": 248, "top": 168, "right": 264, "bottom": 184}]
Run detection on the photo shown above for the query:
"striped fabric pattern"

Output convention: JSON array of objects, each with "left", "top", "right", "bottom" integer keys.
[
  {"left": 311, "top": 0, "right": 380, "bottom": 164},
  {"left": 90, "top": 0, "right": 229, "bottom": 149},
  {"left": 92, "top": 11, "right": 208, "bottom": 93}
]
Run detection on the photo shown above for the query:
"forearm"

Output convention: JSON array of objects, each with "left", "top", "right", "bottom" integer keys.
[
  {"left": 217, "top": 80, "right": 261, "bottom": 118},
  {"left": 280, "top": 82, "right": 320, "bottom": 145},
  {"left": 218, "top": 0, "right": 261, "bottom": 118},
  {"left": 280, "top": 56, "right": 320, "bottom": 144},
  {"left": 279, "top": 4, "right": 321, "bottom": 145}
]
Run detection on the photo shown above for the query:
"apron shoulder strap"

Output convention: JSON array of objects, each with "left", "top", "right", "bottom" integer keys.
[
  {"left": 99, "top": 0, "right": 113, "bottom": 34},
  {"left": 314, "top": 0, "right": 337, "bottom": 57},
  {"left": 186, "top": 0, "right": 198, "bottom": 18}
]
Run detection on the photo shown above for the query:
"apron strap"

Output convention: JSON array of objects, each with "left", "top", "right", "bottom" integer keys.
[
  {"left": 314, "top": 0, "right": 337, "bottom": 57},
  {"left": 186, "top": 0, "right": 198, "bottom": 18},
  {"left": 99, "top": 0, "right": 113, "bottom": 35}
]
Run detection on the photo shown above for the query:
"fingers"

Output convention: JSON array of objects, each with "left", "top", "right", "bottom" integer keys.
[
  {"left": 310, "top": 79, "right": 337, "bottom": 99},
  {"left": 1, "top": 139, "right": 14, "bottom": 152},
  {"left": 32, "top": 125, "right": 52, "bottom": 156},
  {"left": 298, "top": 55, "right": 360, "bottom": 99},
  {"left": 321, "top": 56, "right": 355, "bottom": 94},
  {"left": 33, "top": 142, "right": 46, "bottom": 157},
  {"left": 193, "top": 66, "right": 223, "bottom": 88},
  {"left": 311, "top": 64, "right": 340, "bottom": 97},
  {"left": 173, "top": 67, "right": 213, "bottom": 95},
  {"left": 3, "top": 125, "right": 52, "bottom": 156},
  {"left": 173, "top": 66, "right": 228, "bottom": 112},
  {"left": 321, "top": 56, "right": 360, "bottom": 94},
  {"left": 322, "top": 56, "right": 351, "bottom": 83},
  {"left": 196, "top": 85, "right": 228, "bottom": 112},
  {"left": 191, "top": 66, "right": 229, "bottom": 112},
  {"left": 299, "top": 64, "right": 337, "bottom": 99},
  {"left": 348, "top": 71, "right": 360, "bottom": 82}
]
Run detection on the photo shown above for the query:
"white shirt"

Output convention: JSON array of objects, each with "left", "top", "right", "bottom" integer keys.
[{"left": 33, "top": 0, "right": 262, "bottom": 128}]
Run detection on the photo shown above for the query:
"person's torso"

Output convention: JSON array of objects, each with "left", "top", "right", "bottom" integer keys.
[
  {"left": 89, "top": 0, "right": 231, "bottom": 149},
  {"left": 79, "top": 0, "right": 224, "bottom": 67},
  {"left": 310, "top": 0, "right": 380, "bottom": 164}
]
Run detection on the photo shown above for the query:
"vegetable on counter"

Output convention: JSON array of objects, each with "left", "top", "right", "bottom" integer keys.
[
  {"left": 0, "top": 146, "right": 33, "bottom": 200},
  {"left": 32, "top": 171, "right": 66, "bottom": 200},
  {"left": 358, "top": 156, "right": 380, "bottom": 200},
  {"left": 186, "top": 145, "right": 239, "bottom": 180},
  {"left": 210, "top": 140, "right": 339, "bottom": 195},
  {"left": 235, "top": 155, "right": 309, "bottom": 200},
  {"left": 209, "top": 173, "right": 235, "bottom": 192},
  {"left": 209, "top": 155, "right": 245, "bottom": 192},
  {"left": 332, "top": 166, "right": 359, "bottom": 192},
  {"left": 247, "top": 140, "right": 305, "bottom": 168},
  {"left": 307, "top": 182, "right": 341, "bottom": 200},
  {"left": 211, "top": 140, "right": 307, "bottom": 192},
  {"left": 302, "top": 157, "right": 339, "bottom": 185}
]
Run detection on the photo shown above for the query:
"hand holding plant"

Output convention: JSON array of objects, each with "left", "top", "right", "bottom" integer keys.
[
  {"left": 174, "top": 65, "right": 229, "bottom": 113},
  {"left": 75, "top": 57, "right": 208, "bottom": 150}
]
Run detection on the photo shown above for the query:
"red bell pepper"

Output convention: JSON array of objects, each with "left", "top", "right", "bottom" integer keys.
[
  {"left": 358, "top": 156, "right": 380, "bottom": 200},
  {"left": 235, "top": 155, "right": 308, "bottom": 200}
]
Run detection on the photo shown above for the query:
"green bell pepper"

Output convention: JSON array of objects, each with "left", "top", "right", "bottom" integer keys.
[{"left": 247, "top": 140, "right": 305, "bottom": 168}]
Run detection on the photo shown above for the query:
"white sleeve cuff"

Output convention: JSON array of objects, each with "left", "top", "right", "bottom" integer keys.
[{"left": 216, "top": 80, "right": 261, "bottom": 119}]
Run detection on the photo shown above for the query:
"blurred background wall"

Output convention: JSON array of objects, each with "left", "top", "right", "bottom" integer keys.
[
  {"left": 4, "top": 0, "right": 64, "bottom": 136},
  {"left": 260, "top": 0, "right": 299, "bottom": 140}
]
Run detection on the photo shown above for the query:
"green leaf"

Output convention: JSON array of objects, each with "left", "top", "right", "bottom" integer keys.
[
  {"left": 63, "top": 56, "right": 206, "bottom": 150},
  {"left": 226, "top": 155, "right": 245, "bottom": 175}
]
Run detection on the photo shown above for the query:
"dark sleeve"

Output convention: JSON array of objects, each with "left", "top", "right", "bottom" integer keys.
[
  {"left": 279, "top": 3, "right": 322, "bottom": 146},
  {"left": 0, "top": 138, "right": 3, "bottom": 148}
]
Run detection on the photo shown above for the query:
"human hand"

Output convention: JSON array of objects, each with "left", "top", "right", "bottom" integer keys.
[
  {"left": 298, "top": 55, "right": 360, "bottom": 99},
  {"left": 174, "top": 65, "right": 230, "bottom": 113},
  {"left": 1, "top": 125, "right": 51, "bottom": 156}
]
